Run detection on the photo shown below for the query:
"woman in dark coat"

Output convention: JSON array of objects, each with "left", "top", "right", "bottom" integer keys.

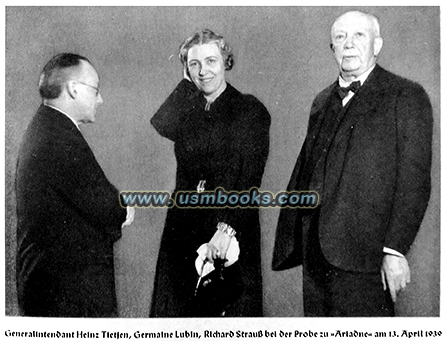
[{"left": 150, "top": 29, "right": 270, "bottom": 317}]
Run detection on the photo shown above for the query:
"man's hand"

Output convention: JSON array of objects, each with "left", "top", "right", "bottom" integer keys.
[
  {"left": 206, "top": 230, "right": 232, "bottom": 263},
  {"left": 122, "top": 207, "right": 135, "bottom": 228},
  {"left": 381, "top": 254, "right": 411, "bottom": 302}
]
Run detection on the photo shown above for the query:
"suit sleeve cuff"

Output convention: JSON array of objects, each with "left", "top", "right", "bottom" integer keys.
[{"left": 383, "top": 247, "right": 405, "bottom": 258}]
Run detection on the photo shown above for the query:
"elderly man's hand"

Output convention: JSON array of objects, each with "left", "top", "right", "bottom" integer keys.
[{"left": 381, "top": 254, "right": 411, "bottom": 302}]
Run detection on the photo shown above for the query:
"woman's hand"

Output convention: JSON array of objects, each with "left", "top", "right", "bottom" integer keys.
[
  {"left": 206, "top": 230, "right": 232, "bottom": 263},
  {"left": 183, "top": 65, "right": 192, "bottom": 82}
]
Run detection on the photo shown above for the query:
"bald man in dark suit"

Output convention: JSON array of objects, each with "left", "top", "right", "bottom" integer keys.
[{"left": 272, "top": 11, "right": 433, "bottom": 316}]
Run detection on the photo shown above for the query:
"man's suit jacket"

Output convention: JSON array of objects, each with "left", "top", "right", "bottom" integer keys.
[
  {"left": 16, "top": 105, "right": 127, "bottom": 316},
  {"left": 272, "top": 65, "right": 433, "bottom": 273}
]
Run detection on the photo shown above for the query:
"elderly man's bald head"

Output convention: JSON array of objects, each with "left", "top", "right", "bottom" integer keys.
[
  {"left": 332, "top": 11, "right": 381, "bottom": 39},
  {"left": 330, "top": 11, "right": 383, "bottom": 81}
]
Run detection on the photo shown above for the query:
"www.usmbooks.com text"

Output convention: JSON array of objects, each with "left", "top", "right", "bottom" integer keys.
[{"left": 120, "top": 187, "right": 319, "bottom": 209}]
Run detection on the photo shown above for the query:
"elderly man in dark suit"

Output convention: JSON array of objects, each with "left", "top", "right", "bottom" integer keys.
[
  {"left": 272, "top": 11, "right": 433, "bottom": 316},
  {"left": 16, "top": 53, "right": 135, "bottom": 317}
]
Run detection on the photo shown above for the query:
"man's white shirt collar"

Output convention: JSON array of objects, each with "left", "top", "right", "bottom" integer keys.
[
  {"left": 338, "top": 64, "right": 375, "bottom": 88},
  {"left": 338, "top": 65, "right": 376, "bottom": 105},
  {"left": 44, "top": 104, "right": 80, "bottom": 130}
]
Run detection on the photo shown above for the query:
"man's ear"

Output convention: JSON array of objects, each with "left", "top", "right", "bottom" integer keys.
[
  {"left": 66, "top": 80, "right": 77, "bottom": 99},
  {"left": 374, "top": 37, "right": 383, "bottom": 57}
]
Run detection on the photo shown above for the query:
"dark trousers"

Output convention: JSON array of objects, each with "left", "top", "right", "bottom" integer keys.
[
  {"left": 303, "top": 214, "right": 395, "bottom": 317},
  {"left": 19, "top": 264, "right": 118, "bottom": 317}
]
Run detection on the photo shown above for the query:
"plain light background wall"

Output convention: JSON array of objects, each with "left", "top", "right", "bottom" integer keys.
[{"left": 5, "top": 6, "right": 440, "bottom": 317}]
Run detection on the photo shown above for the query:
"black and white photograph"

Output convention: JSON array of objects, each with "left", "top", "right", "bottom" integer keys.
[{"left": 2, "top": 3, "right": 442, "bottom": 339}]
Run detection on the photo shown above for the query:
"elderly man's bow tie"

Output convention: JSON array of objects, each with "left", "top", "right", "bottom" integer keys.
[{"left": 338, "top": 81, "right": 361, "bottom": 99}]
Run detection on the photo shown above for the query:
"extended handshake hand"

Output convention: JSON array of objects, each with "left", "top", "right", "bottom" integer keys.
[{"left": 122, "top": 207, "right": 135, "bottom": 228}]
